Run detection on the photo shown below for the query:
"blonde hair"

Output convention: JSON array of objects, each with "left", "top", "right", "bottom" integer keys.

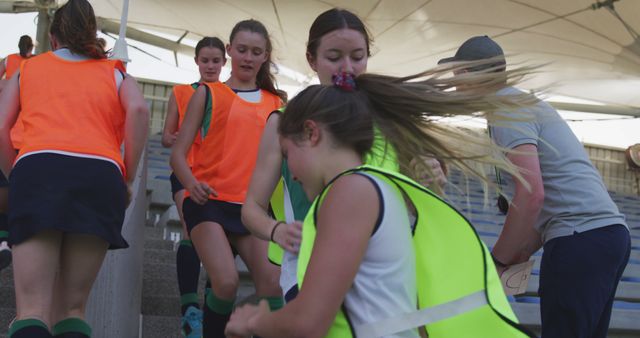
[{"left": 280, "top": 58, "right": 539, "bottom": 192}]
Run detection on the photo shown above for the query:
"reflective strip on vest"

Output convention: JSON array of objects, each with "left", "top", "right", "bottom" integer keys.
[{"left": 355, "top": 291, "right": 488, "bottom": 337}]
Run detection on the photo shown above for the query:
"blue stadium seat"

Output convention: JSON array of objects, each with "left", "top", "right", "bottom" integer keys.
[
  {"left": 613, "top": 301, "right": 640, "bottom": 310},
  {"left": 514, "top": 296, "right": 540, "bottom": 304}
]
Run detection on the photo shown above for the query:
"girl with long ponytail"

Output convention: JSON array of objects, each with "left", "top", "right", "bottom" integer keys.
[{"left": 226, "top": 64, "right": 538, "bottom": 338}]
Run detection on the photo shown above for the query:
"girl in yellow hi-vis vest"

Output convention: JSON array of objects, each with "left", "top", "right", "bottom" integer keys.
[
  {"left": 241, "top": 9, "right": 447, "bottom": 308},
  {"left": 226, "top": 68, "right": 539, "bottom": 338}
]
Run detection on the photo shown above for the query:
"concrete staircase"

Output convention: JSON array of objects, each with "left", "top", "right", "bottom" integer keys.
[{"left": 140, "top": 225, "right": 183, "bottom": 338}]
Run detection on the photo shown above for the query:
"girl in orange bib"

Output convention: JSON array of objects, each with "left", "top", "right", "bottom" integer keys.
[
  {"left": 0, "top": 1, "right": 149, "bottom": 337},
  {"left": 161, "top": 36, "right": 226, "bottom": 337},
  {"left": 0, "top": 35, "right": 33, "bottom": 81},
  {"left": 170, "top": 19, "right": 285, "bottom": 337},
  {"left": 0, "top": 35, "right": 33, "bottom": 270},
  {"left": 0, "top": 36, "right": 34, "bottom": 151}
]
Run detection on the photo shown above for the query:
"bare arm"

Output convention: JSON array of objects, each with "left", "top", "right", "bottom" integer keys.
[
  {"left": 119, "top": 75, "right": 150, "bottom": 185},
  {"left": 169, "top": 86, "right": 215, "bottom": 205},
  {"left": 0, "top": 75, "right": 20, "bottom": 177},
  {"left": 491, "top": 144, "right": 544, "bottom": 265},
  {"left": 241, "top": 114, "right": 283, "bottom": 239},
  {"left": 228, "top": 175, "right": 379, "bottom": 338},
  {"left": 0, "top": 59, "right": 6, "bottom": 80},
  {"left": 161, "top": 91, "right": 179, "bottom": 148},
  {"left": 241, "top": 114, "right": 303, "bottom": 251}
]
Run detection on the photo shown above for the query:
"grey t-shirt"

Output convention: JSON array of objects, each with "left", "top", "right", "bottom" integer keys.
[{"left": 489, "top": 87, "right": 627, "bottom": 243}]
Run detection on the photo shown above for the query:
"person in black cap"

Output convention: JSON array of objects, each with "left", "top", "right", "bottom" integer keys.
[
  {"left": 440, "top": 35, "right": 631, "bottom": 338},
  {"left": 438, "top": 35, "right": 505, "bottom": 67}
]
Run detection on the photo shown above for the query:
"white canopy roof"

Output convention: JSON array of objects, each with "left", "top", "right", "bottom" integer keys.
[{"left": 3, "top": 0, "right": 640, "bottom": 109}]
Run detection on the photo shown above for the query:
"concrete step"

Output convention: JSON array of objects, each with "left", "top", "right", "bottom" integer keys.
[
  {"left": 144, "top": 225, "right": 167, "bottom": 240},
  {"left": 148, "top": 180, "right": 173, "bottom": 209},
  {"left": 0, "top": 267, "right": 13, "bottom": 288},
  {"left": 144, "top": 248, "right": 176, "bottom": 265},
  {"left": 142, "top": 295, "right": 181, "bottom": 317},
  {"left": 141, "top": 315, "right": 181, "bottom": 338},
  {"left": 144, "top": 238, "right": 175, "bottom": 251},
  {"left": 143, "top": 262, "right": 178, "bottom": 282},
  {"left": 158, "top": 205, "right": 181, "bottom": 228},
  {"left": 0, "top": 286, "right": 14, "bottom": 307}
]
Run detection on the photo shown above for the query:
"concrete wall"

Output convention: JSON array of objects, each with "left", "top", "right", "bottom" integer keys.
[{"left": 85, "top": 153, "right": 147, "bottom": 338}]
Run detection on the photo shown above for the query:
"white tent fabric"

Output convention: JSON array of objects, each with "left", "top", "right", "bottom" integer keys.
[{"left": 3, "top": 0, "right": 640, "bottom": 107}]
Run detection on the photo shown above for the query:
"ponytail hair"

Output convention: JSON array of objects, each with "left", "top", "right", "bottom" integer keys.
[
  {"left": 280, "top": 59, "right": 539, "bottom": 187},
  {"left": 229, "top": 19, "right": 285, "bottom": 102},
  {"left": 18, "top": 35, "right": 33, "bottom": 58},
  {"left": 50, "top": 0, "right": 106, "bottom": 59}
]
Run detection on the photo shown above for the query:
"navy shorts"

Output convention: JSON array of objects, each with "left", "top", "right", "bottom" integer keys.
[
  {"left": 8, "top": 153, "right": 128, "bottom": 249},
  {"left": 183, "top": 198, "right": 249, "bottom": 235},
  {"left": 170, "top": 172, "right": 184, "bottom": 196}
]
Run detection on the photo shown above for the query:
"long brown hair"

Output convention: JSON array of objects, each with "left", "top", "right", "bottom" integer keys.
[
  {"left": 280, "top": 59, "right": 538, "bottom": 189},
  {"left": 50, "top": 0, "right": 105, "bottom": 59},
  {"left": 229, "top": 20, "right": 285, "bottom": 102}
]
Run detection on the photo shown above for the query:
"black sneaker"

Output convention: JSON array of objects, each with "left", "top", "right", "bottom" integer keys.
[{"left": 0, "top": 241, "right": 11, "bottom": 271}]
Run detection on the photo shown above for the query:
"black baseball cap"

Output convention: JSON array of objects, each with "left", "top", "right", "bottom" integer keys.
[{"left": 438, "top": 35, "right": 505, "bottom": 65}]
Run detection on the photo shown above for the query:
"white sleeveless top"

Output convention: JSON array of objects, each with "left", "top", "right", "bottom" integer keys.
[{"left": 342, "top": 172, "right": 418, "bottom": 338}]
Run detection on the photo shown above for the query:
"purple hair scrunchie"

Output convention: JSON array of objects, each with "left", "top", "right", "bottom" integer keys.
[{"left": 332, "top": 72, "right": 357, "bottom": 92}]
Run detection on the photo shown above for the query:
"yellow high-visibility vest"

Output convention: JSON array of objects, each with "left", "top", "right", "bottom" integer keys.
[{"left": 296, "top": 165, "right": 535, "bottom": 338}]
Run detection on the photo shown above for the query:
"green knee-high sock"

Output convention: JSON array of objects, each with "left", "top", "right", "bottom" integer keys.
[
  {"left": 203, "top": 292, "right": 234, "bottom": 337},
  {"left": 9, "top": 318, "right": 51, "bottom": 338},
  {"left": 52, "top": 317, "right": 91, "bottom": 338},
  {"left": 176, "top": 239, "right": 201, "bottom": 315},
  {"left": 260, "top": 296, "right": 284, "bottom": 311},
  {"left": 0, "top": 212, "right": 9, "bottom": 242}
]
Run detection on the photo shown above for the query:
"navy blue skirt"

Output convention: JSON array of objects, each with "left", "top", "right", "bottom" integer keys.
[
  {"left": 183, "top": 198, "right": 249, "bottom": 236},
  {"left": 8, "top": 153, "right": 128, "bottom": 249}
]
